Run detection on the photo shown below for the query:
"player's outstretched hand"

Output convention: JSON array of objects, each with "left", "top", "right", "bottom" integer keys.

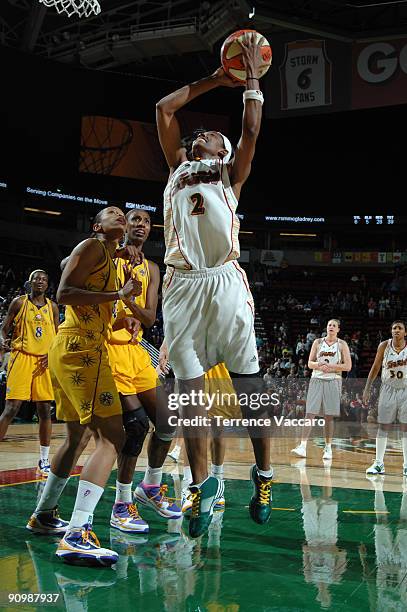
[
  {"left": 239, "top": 31, "right": 263, "bottom": 79},
  {"left": 212, "top": 67, "right": 244, "bottom": 88},
  {"left": 122, "top": 265, "right": 143, "bottom": 298}
]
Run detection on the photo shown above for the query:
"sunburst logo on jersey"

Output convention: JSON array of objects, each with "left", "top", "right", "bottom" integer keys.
[
  {"left": 99, "top": 392, "right": 114, "bottom": 406},
  {"left": 70, "top": 372, "right": 85, "bottom": 386},
  {"left": 80, "top": 400, "right": 92, "bottom": 413},
  {"left": 67, "top": 341, "right": 81, "bottom": 352},
  {"left": 90, "top": 304, "right": 100, "bottom": 314},
  {"left": 79, "top": 312, "right": 93, "bottom": 325},
  {"left": 80, "top": 353, "right": 96, "bottom": 367},
  {"left": 86, "top": 330, "right": 96, "bottom": 341}
]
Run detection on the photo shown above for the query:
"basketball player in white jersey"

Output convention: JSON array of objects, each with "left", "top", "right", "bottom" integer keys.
[
  {"left": 292, "top": 319, "right": 351, "bottom": 460},
  {"left": 363, "top": 321, "right": 407, "bottom": 476},
  {"left": 156, "top": 33, "right": 272, "bottom": 537}
]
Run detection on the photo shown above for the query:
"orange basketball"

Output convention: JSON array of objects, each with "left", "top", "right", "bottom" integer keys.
[{"left": 221, "top": 29, "right": 272, "bottom": 83}]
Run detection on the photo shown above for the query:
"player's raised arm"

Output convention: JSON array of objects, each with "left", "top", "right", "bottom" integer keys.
[
  {"left": 230, "top": 32, "right": 264, "bottom": 199},
  {"left": 156, "top": 70, "right": 239, "bottom": 171},
  {"left": 363, "top": 341, "right": 387, "bottom": 403}
]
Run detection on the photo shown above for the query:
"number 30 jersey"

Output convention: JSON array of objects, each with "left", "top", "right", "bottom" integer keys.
[
  {"left": 381, "top": 340, "right": 407, "bottom": 387},
  {"left": 163, "top": 158, "right": 240, "bottom": 270}
]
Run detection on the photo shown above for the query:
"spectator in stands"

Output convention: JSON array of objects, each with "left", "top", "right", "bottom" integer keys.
[
  {"left": 303, "top": 301, "right": 311, "bottom": 312},
  {"left": 305, "top": 330, "right": 316, "bottom": 352},
  {"left": 296, "top": 336, "right": 306, "bottom": 358},
  {"left": 378, "top": 296, "right": 386, "bottom": 319},
  {"left": 297, "top": 359, "right": 306, "bottom": 377},
  {"left": 287, "top": 366, "right": 298, "bottom": 379},
  {"left": 348, "top": 347, "right": 359, "bottom": 378},
  {"left": 311, "top": 295, "right": 321, "bottom": 310},
  {"left": 263, "top": 368, "right": 273, "bottom": 388},
  {"left": 367, "top": 297, "right": 376, "bottom": 318},
  {"left": 310, "top": 315, "right": 319, "bottom": 326}
]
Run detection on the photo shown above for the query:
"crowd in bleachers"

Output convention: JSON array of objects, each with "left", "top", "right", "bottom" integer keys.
[{"left": 0, "top": 259, "right": 405, "bottom": 425}]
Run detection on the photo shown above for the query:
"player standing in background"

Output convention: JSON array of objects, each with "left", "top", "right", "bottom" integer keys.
[
  {"left": 27, "top": 207, "right": 142, "bottom": 567},
  {"left": 156, "top": 33, "right": 272, "bottom": 538},
  {"left": 108, "top": 209, "right": 181, "bottom": 533},
  {"left": 292, "top": 320, "right": 351, "bottom": 461},
  {"left": 364, "top": 321, "right": 407, "bottom": 476},
  {"left": 0, "top": 270, "right": 59, "bottom": 476}
]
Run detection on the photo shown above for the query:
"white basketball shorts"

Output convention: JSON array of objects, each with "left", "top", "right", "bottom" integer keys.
[
  {"left": 378, "top": 383, "right": 407, "bottom": 424},
  {"left": 162, "top": 261, "right": 259, "bottom": 380}
]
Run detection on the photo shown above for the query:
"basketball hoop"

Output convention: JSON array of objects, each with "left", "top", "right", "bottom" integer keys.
[
  {"left": 80, "top": 116, "right": 134, "bottom": 175},
  {"left": 38, "top": 0, "right": 101, "bottom": 19}
]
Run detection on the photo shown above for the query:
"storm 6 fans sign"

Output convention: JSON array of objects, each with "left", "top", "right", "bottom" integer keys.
[
  {"left": 352, "top": 38, "right": 407, "bottom": 109},
  {"left": 280, "top": 40, "right": 332, "bottom": 110}
]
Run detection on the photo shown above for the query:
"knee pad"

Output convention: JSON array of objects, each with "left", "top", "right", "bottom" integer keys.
[{"left": 122, "top": 408, "right": 150, "bottom": 457}]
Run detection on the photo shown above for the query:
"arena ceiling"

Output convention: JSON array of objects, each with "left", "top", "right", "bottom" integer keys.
[{"left": 1, "top": 0, "right": 407, "bottom": 78}]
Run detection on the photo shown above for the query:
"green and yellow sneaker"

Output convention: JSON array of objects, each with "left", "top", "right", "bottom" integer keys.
[
  {"left": 188, "top": 476, "right": 224, "bottom": 539},
  {"left": 249, "top": 465, "right": 273, "bottom": 525}
]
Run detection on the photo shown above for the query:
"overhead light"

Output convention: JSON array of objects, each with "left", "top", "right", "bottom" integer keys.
[
  {"left": 239, "top": 231, "right": 254, "bottom": 234},
  {"left": 280, "top": 233, "right": 317, "bottom": 237},
  {"left": 24, "top": 207, "right": 61, "bottom": 216}
]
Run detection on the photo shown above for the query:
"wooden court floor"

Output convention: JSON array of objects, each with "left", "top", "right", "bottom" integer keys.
[{"left": 0, "top": 423, "right": 406, "bottom": 611}]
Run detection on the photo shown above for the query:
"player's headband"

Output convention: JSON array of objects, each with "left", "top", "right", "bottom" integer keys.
[
  {"left": 28, "top": 269, "right": 47, "bottom": 282},
  {"left": 217, "top": 133, "right": 233, "bottom": 163}
]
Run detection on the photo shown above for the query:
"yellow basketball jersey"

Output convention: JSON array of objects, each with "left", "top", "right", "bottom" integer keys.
[
  {"left": 109, "top": 257, "right": 150, "bottom": 345},
  {"left": 59, "top": 239, "right": 119, "bottom": 338},
  {"left": 11, "top": 295, "right": 56, "bottom": 355}
]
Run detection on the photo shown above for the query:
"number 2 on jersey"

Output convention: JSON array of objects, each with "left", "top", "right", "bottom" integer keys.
[{"left": 190, "top": 193, "right": 205, "bottom": 216}]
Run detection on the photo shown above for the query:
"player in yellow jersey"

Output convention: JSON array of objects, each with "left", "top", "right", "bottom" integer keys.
[
  {"left": 0, "top": 269, "right": 59, "bottom": 476},
  {"left": 108, "top": 209, "right": 181, "bottom": 533},
  {"left": 26, "top": 207, "right": 142, "bottom": 567}
]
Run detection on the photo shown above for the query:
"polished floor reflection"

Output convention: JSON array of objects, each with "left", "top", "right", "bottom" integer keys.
[{"left": 1, "top": 425, "right": 407, "bottom": 611}]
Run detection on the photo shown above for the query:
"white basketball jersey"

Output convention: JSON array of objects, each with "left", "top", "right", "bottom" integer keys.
[
  {"left": 163, "top": 158, "right": 240, "bottom": 270},
  {"left": 381, "top": 340, "right": 407, "bottom": 387},
  {"left": 312, "top": 338, "right": 342, "bottom": 380}
]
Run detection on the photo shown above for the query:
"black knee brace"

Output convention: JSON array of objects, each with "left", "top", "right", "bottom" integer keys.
[{"left": 122, "top": 408, "right": 150, "bottom": 457}]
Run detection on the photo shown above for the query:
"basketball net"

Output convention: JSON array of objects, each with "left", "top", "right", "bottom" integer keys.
[{"left": 38, "top": 0, "right": 101, "bottom": 18}]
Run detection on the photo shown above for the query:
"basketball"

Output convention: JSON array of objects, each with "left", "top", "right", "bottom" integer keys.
[{"left": 220, "top": 29, "right": 272, "bottom": 83}]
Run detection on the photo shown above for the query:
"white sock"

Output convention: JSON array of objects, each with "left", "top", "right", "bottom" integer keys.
[
  {"left": 171, "top": 444, "right": 181, "bottom": 454},
  {"left": 143, "top": 465, "right": 162, "bottom": 486},
  {"left": 376, "top": 434, "right": 388, "bottom": 464},
  {"left": 115, "top": 481, "right": 132, "bottom": 504},
  {"left": 402, "top": 435, "right": 407, "bottom": 467},
  {"left": 68, "top": 480, "right": 104, "bottom": 530},
  {"left": 210, "top": 463, "right": 224, "bottom": 479},
  {"left": 39, "top": 446, "right": 50, "bottom": 462},
  {"left": 35, "top": 472, "right": 69, "bottom": 513},
  {"left": 182, "top": 466, "right": 192, "bottom": 489},
  {"left": 257, "top": 466, "right": 273, "bottom": 479},
  {"left": 195, "top": 476, "right": 210, "bottom": 488},
  {"left": 401, "top": 492, "right": 407, "bottom": 520},
  {"left": 299, "top": 440, "right": 307, "bottom": 448},
  {"left": 325, "top": 443, "right": 332, "bottom": 450}
]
